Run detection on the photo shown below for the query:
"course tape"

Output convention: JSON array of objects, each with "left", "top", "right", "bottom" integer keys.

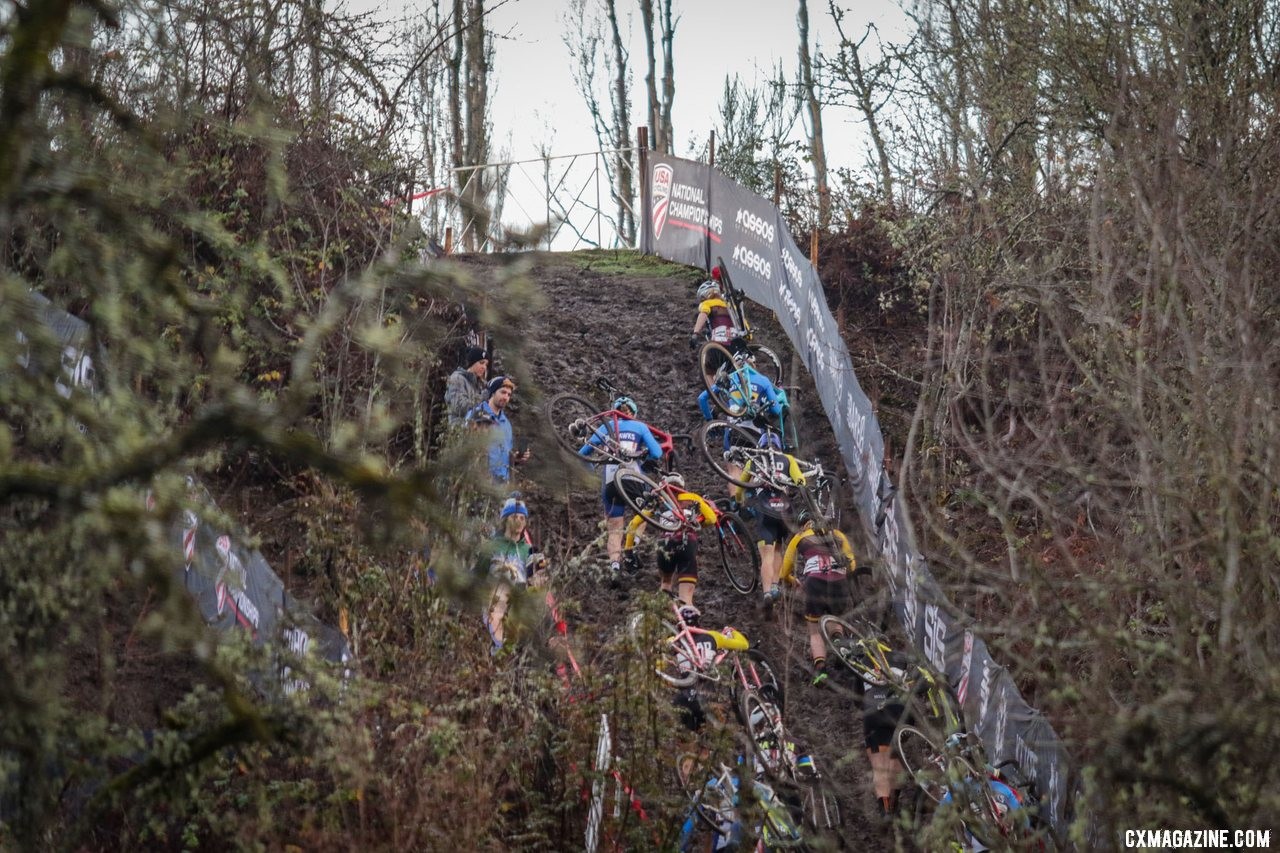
[
  {"left": 12, "top": 290, "right": 352, "bottom": 687},
  {"left": 641, "top": 154, "right": 1073, "bottom": 837}
]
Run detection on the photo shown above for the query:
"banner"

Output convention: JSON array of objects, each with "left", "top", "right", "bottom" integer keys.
[
  {"left": 13, "top": 290, "right": 351, "bottom": 684},
  {"left": 643, "top": 154, "right": 1073, "bottom": 838}
]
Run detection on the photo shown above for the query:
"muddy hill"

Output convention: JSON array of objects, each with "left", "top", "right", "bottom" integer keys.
[{"left": 466, "top": 249, "right": 908, "bottom": 848}]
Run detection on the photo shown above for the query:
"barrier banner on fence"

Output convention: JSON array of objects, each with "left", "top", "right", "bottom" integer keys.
[
  {"left": 13, "top": 290, "right": 351, "bottom": 685},
  {"left": 642, "top": 154, "right": 1073, "bottom": 837}
]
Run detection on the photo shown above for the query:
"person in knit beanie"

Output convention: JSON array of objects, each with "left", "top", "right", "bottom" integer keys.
[{"left": 445, "top": 345, "right": 489, "bottom": 427}]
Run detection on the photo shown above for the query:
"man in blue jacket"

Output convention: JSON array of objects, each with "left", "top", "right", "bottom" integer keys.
[
  {"left": 467, "top": 375, "right": 528, "bottom": 482},
  {"left": 578, "top": 395, "right": 664, "bottom": 578}
]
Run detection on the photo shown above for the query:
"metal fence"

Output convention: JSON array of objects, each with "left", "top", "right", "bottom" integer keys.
[{"left": 420, "top": 147, "right": 638, "bottom": 253}]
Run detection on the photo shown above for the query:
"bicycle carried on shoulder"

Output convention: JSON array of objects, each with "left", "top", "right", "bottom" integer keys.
[
  {"left": 711, "top": 496, "right": 762, "bottom": 595},
  {"left": 546, "top": 377, "right": 688, "bottom": 471},
  {"left": 710, "top": 257, "right": 785, "bottom": 384},
  {"left": 894, "top": 726, "right": 1046, "bottom": 850},
  {"left": 697, "top": 420, "right": 839, "bottom": 527},
  {"left": 627, "top": 598, "right": 751, "bottom": 688}
]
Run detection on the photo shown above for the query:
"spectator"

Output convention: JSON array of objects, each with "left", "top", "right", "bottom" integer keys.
[
  {"left": 475, "top": 495, "right": 547, "bottom": 650},
  {"left": 466, "top": 375, "right": 529, "bottom": 482},
  {"left": 445, "top": 346, "right": 488, "bottom": 427}
]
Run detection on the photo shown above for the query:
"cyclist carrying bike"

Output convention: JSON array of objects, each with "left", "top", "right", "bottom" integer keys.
[
  {"left": 858, "top": 650, "right": 914, "bottom": 820},
  {"left": 697, "top": 349, "right": 789, "bottom": 426},
  {"left": 577, "top": 395, "right": 665, "bottom": 579},
  {"left": 620, "top": 472, "right": 718, "bottom": 608},
  {"left": 731, "top": 431, "right": 800, "bottom": 609},
  {"left": 779, "top": 509, "right": 864, "bottom": 686}
]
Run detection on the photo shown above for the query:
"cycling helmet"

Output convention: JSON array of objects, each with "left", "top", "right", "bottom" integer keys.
[
  {"left": 795, "top": 507, "right": 814, "bottom": 527},
  {"left": 697, "top": 281, "right": 720, "bottom": 300},
  {"left": 663, "top": 472, "right": 686, "bottom": 490},
  {"left": 613, "top": 395, "right": 638, "bottom": 416},
  {"left": 757, "top": 431, "right": 783, "bottom": 450}
]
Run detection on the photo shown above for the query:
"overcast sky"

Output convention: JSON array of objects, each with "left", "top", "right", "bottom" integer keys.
[
  {"left": 357, "top": 0, "right": 907, "bottom": 171},
  {"left": 481, "top": 0, "right": 907, "bottom": 170},
  {"left": 354, "top": 0, "right": 908, "bottom": 245}
]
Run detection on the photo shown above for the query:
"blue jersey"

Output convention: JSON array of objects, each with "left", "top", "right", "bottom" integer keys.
[
  {"left": 697, "top": 364, "right": 788, "bottom": 420},
  {"left": 579, "top": 417, "right": 663, "bottom": 481},
  {"left": 735, "top": 365, "right": 785, "bottom": 412}
]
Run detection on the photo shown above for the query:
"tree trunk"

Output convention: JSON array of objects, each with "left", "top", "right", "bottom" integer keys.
[
  {"left": 604, "top": 0, "right": 635, "bottom": 242},
  {"left": 659, "top": 0, "right": 676, "bottom": 154},
  {"left": 797, "top": 0, "right": 829, "bottom": 229},
  {"left": 639, "top": 0, "right": 661, "bottom": 151}
]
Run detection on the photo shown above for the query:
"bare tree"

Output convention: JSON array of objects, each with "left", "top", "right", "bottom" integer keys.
[
  {"left": 711, "top": 68, "right": 803, "bottom": 206},
  {"left": 564, "top": 0, "right": 636, "bottom": 245},
  {"left": 824, "top": 4, "right": 901, "bottom": 205},
  {"left": 797, "top": 0, "right": 830, "bottom": 228},
  {"left": 444, "top": 0, "right": 494, "bottom": 249},
  {"left": 889, "top": 0, "right": 1280, "bottom": 836},
  {"left": 638, "top": 0, "right": 676, "bottom": 153},
  {"left": 659, "top": 0, "right": 676, "bottom": 152},
  {"left": 638, "top": 0, "right": 660, "bottom": 150}
]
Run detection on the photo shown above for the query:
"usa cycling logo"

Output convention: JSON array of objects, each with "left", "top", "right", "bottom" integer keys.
[{"left": 651, "top": 164, "right": 673, "bottom": 239}]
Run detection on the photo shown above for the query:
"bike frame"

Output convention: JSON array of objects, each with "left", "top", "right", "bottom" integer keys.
[
  {"left": 583, "top": 407, "right": 677, "bottom": 461},
  {"left": 665, "top": 601, "right": 749, "bottom": 680},
  {"left": 714, "top": 256, "right": 755, "bottom": 341}
]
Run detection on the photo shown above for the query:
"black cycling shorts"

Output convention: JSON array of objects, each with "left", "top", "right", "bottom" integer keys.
[
  {"left": 863, "top": 701, "right": 907, "bottom": 749},
  {"left": 753, "top": 512, "right": 789, "bottom": 546},
  {"left": 657, "top": 538, "right": 698, "bottom": 585},
  {"left": 802, "top": 575, "right": 850, "bottom": 622}
]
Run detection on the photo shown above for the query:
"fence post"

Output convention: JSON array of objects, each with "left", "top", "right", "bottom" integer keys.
[
  {"left": 637, "top": 127, "right": 650, "bottom": 254},
  {"left": 444, "top": 227, "right": 454, "bottom": 255},
  {"left": 709, "top": 130, "right": 715, "bottom": 168}
]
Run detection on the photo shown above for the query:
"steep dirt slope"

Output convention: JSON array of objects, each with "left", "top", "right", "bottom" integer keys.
[{"left": 472, "top": 250, "right": 897, "bottom": 848}]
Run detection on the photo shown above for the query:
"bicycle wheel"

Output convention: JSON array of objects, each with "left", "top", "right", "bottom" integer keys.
[
  {"left": 546, "top": 393, "right": 614, "bottom": 461},
  {"left": 757, "top": 784, "right": 808, "bottom": 849},
  {"left": 739, "top": 693, "right": 788, "bottom": 776},
  {"left": 613, "top": 468, "right": 684, "bottom": 531},
  {"left": 749, "top": 343, "right": 784, "bottom": 386},
  {"left": 938, "top": 757, "right": 1028, "bottom": 849},
  {"left": 743, "top": 648, "right": 784, "bottom": 709},
  {"left": 716, "top": 510, "right": 760, "bottom": 594},
  {"left": 698, "top": 420, "right": 765, "bottom": 488},
  {"left": 819, "top": 615, "right": 896, "bottom": 686},
  {"left": 676, "top": 754, "right": 737, "bottom": 833},
  {"left": 627, "top": 611, "right": 697, "bottom": 688},
  {"left": 807, "top": 474, "right": 840, "bottom": 528},
  {"left": 895, "top": 725, "right": 948, "bottom": 803},
  {"left": 700, "top": 342, "right": 751, "bottom": 418},
  {"left": 804, "top": 781, "right": 842, "bottom": 831}
]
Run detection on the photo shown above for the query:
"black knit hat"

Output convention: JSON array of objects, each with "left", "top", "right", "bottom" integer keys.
[{"left": 463, "top": 346, "right": 487, "bottom": 368}]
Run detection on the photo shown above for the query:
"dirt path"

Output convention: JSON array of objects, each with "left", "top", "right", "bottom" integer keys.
[{"left": 488, "top": 250, "right": 896, "bottom": 850}]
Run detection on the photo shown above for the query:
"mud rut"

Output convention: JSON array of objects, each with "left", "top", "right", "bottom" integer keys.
[{"left": 488, "top": 252, "right": 899, "bottom": 850}]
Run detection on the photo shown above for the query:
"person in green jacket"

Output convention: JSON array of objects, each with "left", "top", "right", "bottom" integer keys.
[{"left": 478, "top": 494, "right": 546, "bottom": 650}]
